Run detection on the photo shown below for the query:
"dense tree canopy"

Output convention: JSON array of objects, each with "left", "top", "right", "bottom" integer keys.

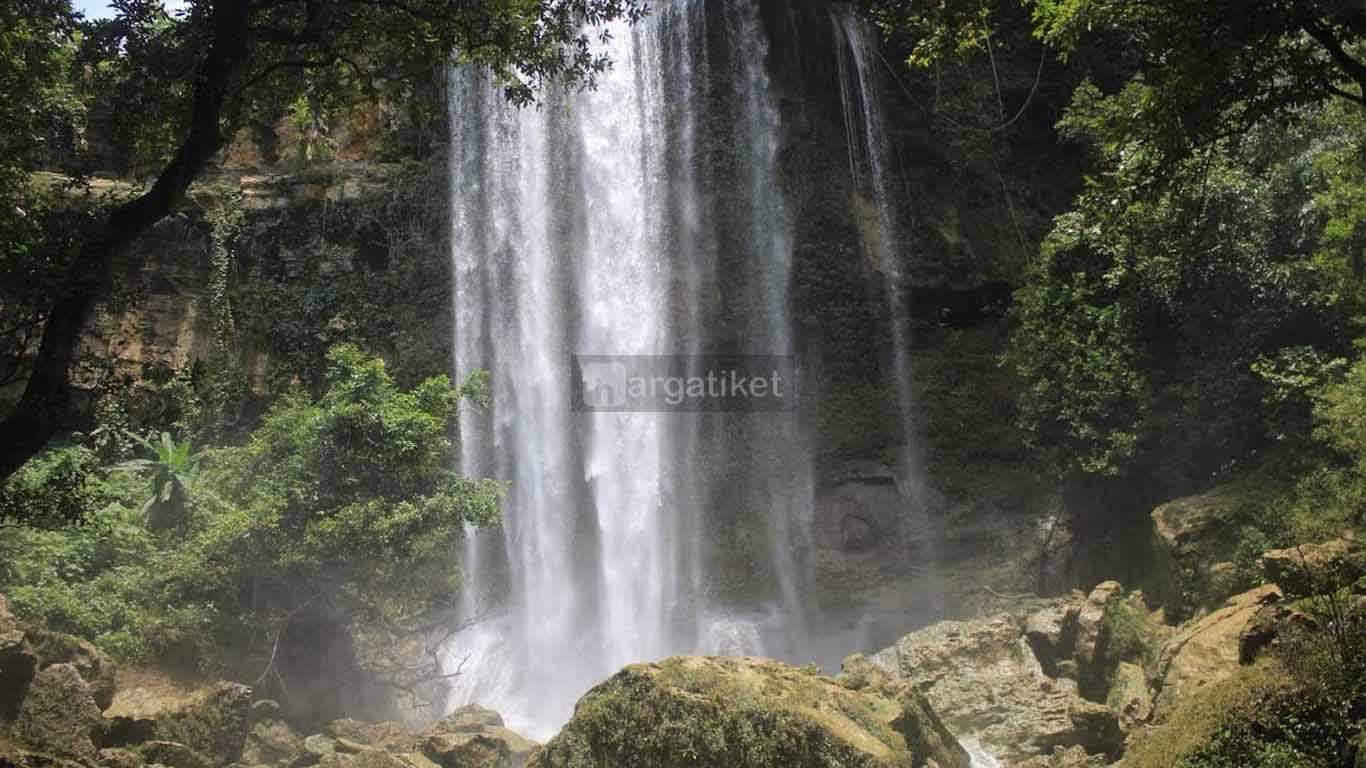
[
  {"left": 867, "top": 0, "right": 1366, "bottom": 490},
  {"left": 865, "top": 0, "right": 1366, "bottom": 150}
]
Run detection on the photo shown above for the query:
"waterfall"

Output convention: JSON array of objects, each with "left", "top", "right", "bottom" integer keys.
[
  {"left": 831, "top": 9, "right": 992, "bottom": 768},
  {"left": 445, "top": 0, "right": 817, "bottom": 738},
  {"left": 830, "top": 3, "right": 942, "bottom": 612},
  {"left": 830, "top": 6, "right": 916, "bottom": 489}
]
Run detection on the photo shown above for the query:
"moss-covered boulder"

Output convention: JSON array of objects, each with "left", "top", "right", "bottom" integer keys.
[
  {"left": 1151, "top": 585, "right": 1281, "bottom": 720},
  {"left": 417, "top": 704, "right": 537, "bottom": 768},
  {"left": 1149, "top": 487, "right": 1252, "bottom": 619},
  {"left": 0, "top": 602, "right": 37, "bottom": 721},
  {"left": 1261, "top": 536, "right": 1366, "bottom": 597},
  {"left": 28, "top": 629, "right": 117, "bottom": 711},
  {"left": 242, "top": 718, "right": 306, "bottom": 765},
  {"left": 105, "top": 675, "right": 252, "bottom": 764},
  {"left": 14, "top": 663, "right": 104, "bottom": 760},
  {"left": 423, "top": 732, "right": 512, "bottom": 768},
  {"left": 529, "top": 656, "right": 969, "bottom": 768}
]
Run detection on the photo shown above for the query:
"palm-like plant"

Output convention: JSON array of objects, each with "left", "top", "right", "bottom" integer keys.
[{"left": 114, "top": 431, "right": 201, "bottom": 530}]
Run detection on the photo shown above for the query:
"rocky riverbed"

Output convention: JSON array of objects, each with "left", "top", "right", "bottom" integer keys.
[{"left": 7, "top": 555, "right": 1352, "bottom": 768}]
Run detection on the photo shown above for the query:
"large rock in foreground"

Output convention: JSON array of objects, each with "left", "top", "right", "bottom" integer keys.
[
  {"left": 1260, "top": 536, "right": 1366, "bottom": 597},
  {"left": 1148, "top": 486, "right": 1251, "bottom": 619},
  {"left": 1151, "top": 584, "right": 1281, "bottom": 719},
  {"left": 868, "top": 606, "right": 1127, "bottom": 766},
  {"left": 105, "top": 671, "right": 252, "bottom": 763},
  {"left": 531, "top": 656, "right": 969, "bottom": 768},
  {"left": 15, "top": 663, "right": 104, "bottom": 760}
]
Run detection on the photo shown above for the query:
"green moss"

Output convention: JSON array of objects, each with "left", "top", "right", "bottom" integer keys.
[
  {"left": 150, "top": 683, "right": 251, "bottom": 762},
  {"left": 1083, "top": 592, "right": 1157, "bottom": 699},
  {"left": 1124, "top": 663, "right": 1290, "bottom": 768},
  {"left": 533, "top": 657, "right": 964, "bottom": 768}
]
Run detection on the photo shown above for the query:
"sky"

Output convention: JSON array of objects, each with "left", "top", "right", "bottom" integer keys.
[{"left": 73, "top": 0, "right": 189, "bottom": 20}]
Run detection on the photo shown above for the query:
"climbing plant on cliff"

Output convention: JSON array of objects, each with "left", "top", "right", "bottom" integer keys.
[{"left": 0, "top": 0, "right": 649, "bottom": 482}]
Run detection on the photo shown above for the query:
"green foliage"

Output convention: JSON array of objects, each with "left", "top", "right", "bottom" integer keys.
[
  {"left": 74, "top": 1, "right": 196, "bottom": 176},
  {"left": 1083, "top": 592, "right": 1156, "bottom": 698},
  {"left": 863, "top": 0, "right": 1366, "bottom": 502},
  {"left": 0, "top": 345, "right": 498, "bottom": 683},
  {"left": 1314, "top": 355, "right": 1366, "bottom": 467},
  {"left": 0, "top": 445, "right": 100, "bottom": 529},
  {"left": 202, "top": 190, "right": 245, "bottom": 350},
  {"left": 1009, "top": 106, "right": 1362, "bottom": 484},
  {"left": 1177, "top": 610, "right": 1366, "bottom": 768},
  {"left": 114, "top": 431, "right": 203, "bottom": 531},
  {"left": 865, "top": 0, "right": 1366, "bottom": 162},
  {"left": 183, "top": 345, "right": 500, "bottom": 614},
  {"left": 238, "top": 163, "right": 454, "bottom": 392},
  {"left": 0, "top": 0, "right": 83, "bottom": 171}
]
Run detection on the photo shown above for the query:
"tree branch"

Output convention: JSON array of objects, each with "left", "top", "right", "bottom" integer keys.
[
  {"left": 0, "top": 0, "right": 256, "bottom": 481},
  {"left": 1303, "top": 20, "right": 1366, "bottom": 99}
]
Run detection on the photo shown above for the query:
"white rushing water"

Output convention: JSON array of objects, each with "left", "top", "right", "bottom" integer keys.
[
  {"left": 445, "top": 0, "right": 815, "bottom": 738},
  {"left": 444, "top": 0, "right": 950, "bottom": 745}
]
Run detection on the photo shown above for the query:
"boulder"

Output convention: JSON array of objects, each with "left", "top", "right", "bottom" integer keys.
[
  {"left": 1104, "top": 662, "right": 1152, "bottom": 726},
  {"left": 347, "top": 750, "right": 411, "bottom": 768},
  {"left": 1087, "top": 581, "right": 1123, "bottom": 606},
  {"left": 1237, "top": 601, "right": 1316, "bottom": 664},
  {"left": 429, "top": 705, "right": 503, "bottom": 733},
  {"left": 1023, "top": 599, "right": 1081, "bottom": 676},
  {"left": 1152, "top": 585, "right": 1281, "bottom": 719},
  {"left": 1071, "top": 603, "right": 1108, "bottom": 687},
  {"left": 328, "top": 720, "right": 418, "bottom": 753},
  {"left": 106, "top": 673, "right": 252, "bottom": 763},
  {"left": 531, "top": 655, "right": 970, "bottom": 768},
  {"left": 28, "top": 629, "right": 118, "bottom": 711},
  {"left": 0, "top": 620, "right": 37, "bottom": 721},
  {"left": 140, "top": 741, "right": 213, "bottom": 768},
  {"left": 394, "top": 751, "right": 443, "bottom": 768},
  {"left": 1065, "top": 701, "right": 1122, "bottom": 758},
  {"left": 1261, "top": 537, "right": 1366, "bottom": 597},
  {"left": 423, "top": 733, "right": 511, "bottom": 768},
  {"left": 242, "top": 719, "right": 306, "bottom": 765},
  {"left": 96, "top": 747, "right": 145, "bottom": 768},
  {"left": 868, "top": 612, "right": 1120, "bottom": 765},
  {"left": 835, "top": 653, "right": 896, "bottom": 692},
  {"left": 303, "top": 734, "right": 339, "bottom": 761},
  {"left": 1149, "top": 487, "right": 1250, "bottom": 619},
  {"left": 0, "top": 749, "right": 92, "bottom": 768},
  {"left": 416, "top": 706, "right": 535, "bottom": 768},
  {"left": 15, "top": 663, "right": 104, "bottom": 760},
  {"left": 1015, "top": 745, "right": 1106, "bottom": 768}
]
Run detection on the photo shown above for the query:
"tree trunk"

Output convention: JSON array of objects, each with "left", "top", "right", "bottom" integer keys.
[{"left": 0, "top": 0, "right": 253, "bottom": 482}]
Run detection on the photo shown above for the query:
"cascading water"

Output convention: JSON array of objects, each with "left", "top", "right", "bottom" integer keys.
[
  {"left": 830, "top": 6, "right": 917, "bottom": 498},
  {"left": 830, "top": 9, "right": 992, "bottom": 767},
  {"left": 445, "top": 0, "right": 818, "bottom": 738},
  {"left": 830, "top": 2, "right": 943, "bottom": 615}
]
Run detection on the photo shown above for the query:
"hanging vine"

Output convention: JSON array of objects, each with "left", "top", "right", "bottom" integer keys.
[{"left": 203, "top": 189, "right": 245, "bottom": 351}]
